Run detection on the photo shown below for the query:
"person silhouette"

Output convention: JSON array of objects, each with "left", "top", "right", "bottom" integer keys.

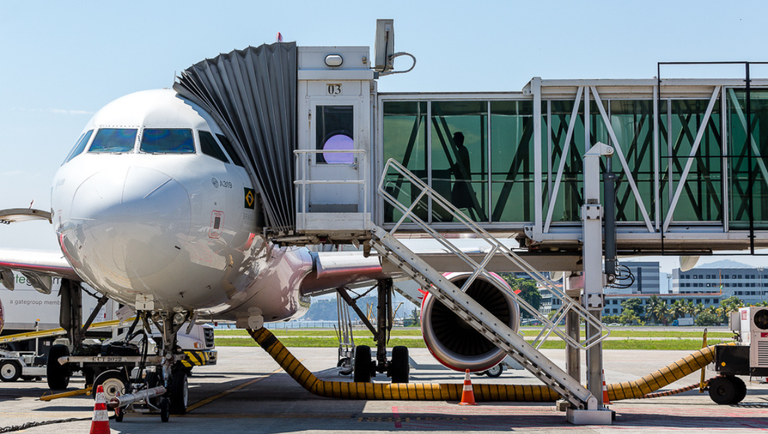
[{"left": 450, "top": 132, "right": 477, "bottom": 218}]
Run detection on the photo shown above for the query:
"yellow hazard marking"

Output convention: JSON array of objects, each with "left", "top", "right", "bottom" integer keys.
[{"left": 246, "top": 191, "right": 254, "bottom": 207}]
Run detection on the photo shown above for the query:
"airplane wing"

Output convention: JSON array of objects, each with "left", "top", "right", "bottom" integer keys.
[{"left": 0, "top": 249, "right": 81, "bottom": 293}]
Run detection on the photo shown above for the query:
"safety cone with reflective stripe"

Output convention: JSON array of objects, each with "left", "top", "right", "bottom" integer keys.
[
  {"left": 602, "top": 369, "right": 611, "bottom": 405},
  {"left": 459, "top": 369, "right": 477, "bottom": 405},
  {"left": 90, "top": 385, "right": 110, "bottom": 434}
]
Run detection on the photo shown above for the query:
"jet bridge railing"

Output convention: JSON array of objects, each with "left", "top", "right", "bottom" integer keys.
[{"left": 378, "top": 158, "right": 609, "bottom": 351}]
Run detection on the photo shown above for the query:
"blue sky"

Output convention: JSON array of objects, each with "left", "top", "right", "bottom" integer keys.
[{"left": 2, "top": 1, "right": 768, "bottom": 272}]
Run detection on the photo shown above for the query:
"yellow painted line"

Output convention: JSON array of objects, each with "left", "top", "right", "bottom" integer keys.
[{"left": 186, "top": 362, "right": 300, "bottom": 413}]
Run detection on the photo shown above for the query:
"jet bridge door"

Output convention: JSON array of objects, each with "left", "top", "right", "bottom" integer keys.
[{"left": 296, "top": 53, "right": 373, "bottom": 235}]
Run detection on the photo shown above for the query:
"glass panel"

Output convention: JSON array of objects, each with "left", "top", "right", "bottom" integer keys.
[
  {"left": 62, "top": 130, "right": 93, "bottom": 164},
  {"left": 199, "top": 130, "right": 229, "bottom": 163},
  {"left": 140, "top": 129, "right": 194, "bottom": 153},
  {"left": 88, "top": 128, "right": 137, "bottom": 153},
  {"left": 316, "top": 105, "right": 354, "bottom": 164},
  {"left": 728, "top": 89, "right": 768, "bottom": 229},
  {"left": 382, "top": 101, "right": 428, "bottom": 223},
  {"left": 431, "top": 101, "right": 488, "bottom": 222},
  {"left": 660, "top": 99, "right": 722, "bottom": 223},
  {"left": 609, "top": 100, "right": 654, "bottom": 222},
  {"left": 216, "top": 134, "right": 244, "bottom": 167},
  {"left": 490, "top": 100, "right": 535, "bottom": 222}
]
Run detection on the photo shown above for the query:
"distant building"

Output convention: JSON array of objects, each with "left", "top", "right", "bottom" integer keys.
[
  {"left": 605, "top": 261, "right": 661, "bottom": 295},
  {"left": 602, "top": 259, "right": 767, "bottom": 317}
]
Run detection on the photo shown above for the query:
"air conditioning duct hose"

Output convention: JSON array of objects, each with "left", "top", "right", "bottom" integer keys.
[{"left": 248, "top": 328, "right": 727, "bottom": 402}]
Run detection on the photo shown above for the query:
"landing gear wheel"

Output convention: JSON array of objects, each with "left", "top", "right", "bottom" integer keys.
[
  {"left": 390, "top": 346, "right": 410, "bottom": 383},
  {"left": 170, "top": 370, "right": 189, "bottom": 415},
  {"left": 114, "top": 406, "right": 124, "bottom": 422},
  {"left": 0, "top": 360, "right": 21, "bottom": 382},
  {"left": 93, "top": 370, "right": 127, "bottom": 402},
  {"left": 46, "top": 344, "right": 70, "bottom": 390},
  {"left": 708, "top": 376, "right": 737, "bottom": 405},
  {"left": 353, "top": 345, "right": 372, "bottom": 383},
  {"left": 484, "top": 364, "right": 504, "bottom": 378},
  {"left": 159, "top": 397, "right": 170, "bottom": 422},
  {"left": 730, "top": 376, "right": 747, "bottom": 404}
]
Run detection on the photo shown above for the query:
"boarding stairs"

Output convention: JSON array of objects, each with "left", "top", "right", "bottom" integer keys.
[{"left": 369, "top": 159, "right": 611, "bottom": 410}]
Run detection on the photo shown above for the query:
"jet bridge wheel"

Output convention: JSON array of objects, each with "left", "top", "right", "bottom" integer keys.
[
  {"left": 353, "top": 345, "right": 372, "bottom": 383},
  {"left": 46, "top": 344, "right": 71, "bottom": 390},
  {"left": 389, "top": 346, "right": 410, "bottom": 384}
]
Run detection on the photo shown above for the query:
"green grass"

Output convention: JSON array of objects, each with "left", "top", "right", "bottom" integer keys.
[
  {"left": 215, "top": 336, "right": 729, "bottom": 351},
  {"left": 214, "top": 328, "right": 732, "bottom": 339}
]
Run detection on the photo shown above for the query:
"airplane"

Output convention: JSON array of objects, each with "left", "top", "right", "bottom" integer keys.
[{"left": 0, "top": 87, "right": 521, "bottom": 414}]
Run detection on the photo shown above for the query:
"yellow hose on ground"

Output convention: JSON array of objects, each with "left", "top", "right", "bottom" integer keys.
[{"left": 248, "top": 328, "right": 724, "bottom": 402}]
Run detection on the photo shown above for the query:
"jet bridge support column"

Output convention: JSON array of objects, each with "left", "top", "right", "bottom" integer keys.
[{"left": 567, "top": 142, "right": 614, "bottom": 424}]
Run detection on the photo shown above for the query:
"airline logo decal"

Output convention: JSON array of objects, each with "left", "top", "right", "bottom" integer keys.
[{"left": 244, "top": 188, "right": 255, "bottom": 209}]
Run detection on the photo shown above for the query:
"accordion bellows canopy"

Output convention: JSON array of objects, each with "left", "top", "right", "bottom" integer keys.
[{"left": 174, "top": 42, "right": 297, "bottom": 234}]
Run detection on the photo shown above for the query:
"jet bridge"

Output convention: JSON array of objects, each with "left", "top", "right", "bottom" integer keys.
[{"left": 175, "top": 30, "right": 768, "bottom": 424}]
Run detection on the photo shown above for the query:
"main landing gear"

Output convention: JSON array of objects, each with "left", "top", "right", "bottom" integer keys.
[{"left": 339, "top": 279, "right": 410, "bottom": 384}]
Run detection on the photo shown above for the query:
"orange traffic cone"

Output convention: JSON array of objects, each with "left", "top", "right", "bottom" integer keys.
[
  {"left": 459, "top": 369, "right": 477, "bottom": 405},
  {"left": 602, "top": 369, "right": 611, "bottom": 405},
  {"left": 90, "top": 385, "right": 110, "bottom": 434}
]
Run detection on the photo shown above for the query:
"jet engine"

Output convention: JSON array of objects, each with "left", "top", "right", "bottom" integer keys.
[{"left": 420, "top": 272, "right": 520, "bottom": 372}]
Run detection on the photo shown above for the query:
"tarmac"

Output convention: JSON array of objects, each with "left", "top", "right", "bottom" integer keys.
[{"left": 0, "top": 346, "right": 766, "bottom": 433}]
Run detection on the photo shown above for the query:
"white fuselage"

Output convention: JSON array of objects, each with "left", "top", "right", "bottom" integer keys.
[{"left": 51, "top": 90, "right": 313, "bottom": 322}]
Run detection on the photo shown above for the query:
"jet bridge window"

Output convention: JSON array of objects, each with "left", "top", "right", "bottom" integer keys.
[
  {"left": 199, "top": 130, "right": 229, "bottom": 163},
  {"left": 62, "top": 129, "right": 93, "bottom": 164},
  {"left": 88, "top": 128, "right": 138, "bottom": 153},
  {"left": 316, "top": 105, "right": 354, "bottom": 164},
  {"left": 140, "top": 129, "right": 194, "bottom": 153}
]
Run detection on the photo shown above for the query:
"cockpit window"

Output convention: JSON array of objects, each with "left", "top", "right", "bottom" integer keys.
[
  {"left": 140, "top": 129, "right": 194, "bottom": 154},
  {"left": 215, "top": 133, "right": 244, "bottom": 167},
  {"left": 62, "top": 130, "right": 93, "bottom": 165},
  {"left": 199, "top": 130, "right": 229, "bottom": 163},
  {"left": 88, "top": 128, "right": 137, "bottom": 153}
]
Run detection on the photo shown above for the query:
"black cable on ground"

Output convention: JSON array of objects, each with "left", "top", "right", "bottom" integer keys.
[{"left": 638, "top": 377, "right": 716, "bottom": 399}]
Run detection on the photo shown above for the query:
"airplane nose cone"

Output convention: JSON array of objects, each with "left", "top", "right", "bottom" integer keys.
[{"left": 67, "top": 167, "right": 191, "bottom": 287}]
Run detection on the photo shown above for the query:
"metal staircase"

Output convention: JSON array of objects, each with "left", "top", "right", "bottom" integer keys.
[{"left": 370, "top": 158, "right": 612, "bottom": 410}]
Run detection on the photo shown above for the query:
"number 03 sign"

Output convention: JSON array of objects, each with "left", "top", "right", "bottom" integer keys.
[{"left": 326, "top": 84, "right": 342, "bottom": 95}]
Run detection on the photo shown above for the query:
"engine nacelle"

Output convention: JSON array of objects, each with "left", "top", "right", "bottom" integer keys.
[{"left": 420, "top": 272, "right": 520, "bottom": 372}]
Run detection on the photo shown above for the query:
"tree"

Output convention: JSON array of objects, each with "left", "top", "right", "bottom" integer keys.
[
  {"left": 720, "top": 296, "right": 743, "bottom": 318},
  {"left": 621, "top": 298, "right": 644, "bottom": 319},
  {"left": 645, "top": 295, "right": 670, "bottom": 325},
  {"left": 619, "top": 308, "right": 643, "bottom": 326},
  {"left": 695, "top": 310, "right": 720, "bottom": 326},
  {"left": 518, "top": 280, "right": 541, "bottom": 317},
  {"left": 670, "top": 299, "right": 687, "bottom": 320}
]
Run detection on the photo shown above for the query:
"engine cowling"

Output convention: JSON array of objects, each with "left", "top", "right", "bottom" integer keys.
[{"left": 420, "top": 272, "right": 520, "bottom": 372}]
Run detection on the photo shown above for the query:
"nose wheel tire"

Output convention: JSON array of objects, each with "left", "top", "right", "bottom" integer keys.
[
  {"left": 389, "top": 346, "right": 410, "bottom": 384},
  {"left": 353, "top": 345, "right": 372, "bottom": 383},
  {"left": 170, "top": 370, "right": 189, "bottom": 415},
  {"left": 159, "top": 397, "right": 170, "bottom": 422},
  {"left": 0, "top": 360, "right": 22, "bottom": 382},
  {"left": 46, "top": 345, "right": 71, "bottom": 390}
]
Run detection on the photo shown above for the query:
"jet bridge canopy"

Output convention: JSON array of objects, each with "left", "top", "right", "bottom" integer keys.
[{"left": 175, "top": 42, "right": 298, "bottom": 235}]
